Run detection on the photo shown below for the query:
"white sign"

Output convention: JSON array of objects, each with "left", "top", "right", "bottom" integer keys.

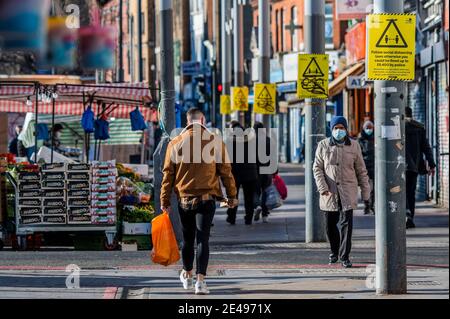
[
  {"left": 283, "top": 53, "right": 299, "bottom": 82},
  {"left": 347, "top": 75, "right": 371, "bottom": 89},
  {"left": 336, "top": 0, "right": 373, "bottom": 20}
]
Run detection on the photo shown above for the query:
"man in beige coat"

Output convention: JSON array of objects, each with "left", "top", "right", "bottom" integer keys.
[{"left": 313, "top": 116, "right": 370, "bottom": 268}]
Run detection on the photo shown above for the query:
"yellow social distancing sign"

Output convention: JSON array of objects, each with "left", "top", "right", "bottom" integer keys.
[
  {"left": 297, "top": 54, "right": 329, "bottom": 99},
  {"left": 231, "top": 87, "right": 249, "bottom": 111},
  {"left": 254, "top": 83, "right": 277, "bottom": 115},
  {"left": 367, "top": 14, "right": 416, "bottom": 81},
  {"left": 220, "top": 95, "right": 231, "bottom": 115}
]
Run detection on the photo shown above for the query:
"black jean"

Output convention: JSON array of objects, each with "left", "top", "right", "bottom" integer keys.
[
  {"left": 325, "top": 210, "right": 354, "bottom": 262},
  {"left": 178, "top": 200, "right": 216, "bottom": 276},
  {"left": 406, "top": 171, "right": 419, "bottom": 221},
  {"left": 227, "top": 180, "right": 256, "bottom": 223}
]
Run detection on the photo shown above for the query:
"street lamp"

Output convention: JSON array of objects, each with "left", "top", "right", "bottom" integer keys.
[{"left": 203, "top": 40, "right": 217, "bottom": 127}]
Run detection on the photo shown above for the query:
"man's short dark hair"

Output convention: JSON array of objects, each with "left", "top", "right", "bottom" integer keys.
[
  {"left": 405, "top": 107, "right": 413, "bottom": 118},
  {"left": 186, "top": 107, "right": 204, "bottom": 121}
]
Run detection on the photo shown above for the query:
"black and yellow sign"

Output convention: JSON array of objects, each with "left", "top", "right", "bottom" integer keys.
[
  {"left": 231, "top": 86, "right": 249, "bottom": 111},
  {"left": 367, "top": 14, "right": 416, "bottom": 81},
  {"left": 297, "top": 54, "right": 329, "bottom": 99},
  {"left": 220, "top": 95, "right": 231, "bottom": 115},
  {"left": 254, "top": 84, "right": 276, "bottom": 115}
]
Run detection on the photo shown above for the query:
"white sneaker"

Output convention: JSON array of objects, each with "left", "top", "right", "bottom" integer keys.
[
  {"left": 262, "top": 216, "right": 269, "bottom": 223},
  {"left": 195, "top": 281, "right": 210, "bottom": 295},
  {"left": 180, "top": 270, "right": 194, "bottom": 290}
]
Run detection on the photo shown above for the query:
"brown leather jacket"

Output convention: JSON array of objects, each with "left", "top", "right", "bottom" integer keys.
[{"left": 160, "top": 124, "right": 237, "bottom": 207}]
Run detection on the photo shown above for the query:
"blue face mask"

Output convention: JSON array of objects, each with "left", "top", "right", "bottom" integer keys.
[
  {"left": 333, "top": 129, "right": 347, "bottom": 141},
  {"left": 364, "top": 129, "right": 374, "bottom": 136}
]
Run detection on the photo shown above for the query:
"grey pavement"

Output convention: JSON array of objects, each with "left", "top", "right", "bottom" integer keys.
[{"left": 0, "top": 164, "right": 448, "bottom": 299}]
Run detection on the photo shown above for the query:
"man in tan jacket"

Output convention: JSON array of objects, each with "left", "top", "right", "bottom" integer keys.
[
  {"left": 161, "top": 108, "right": 237, "bottom": 295},
  {"left": 313, "top": 116, "right": 370, "bottom": 269}
]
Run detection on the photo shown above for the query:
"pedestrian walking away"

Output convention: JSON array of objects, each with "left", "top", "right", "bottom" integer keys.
[
  {"left": 160, "top": 108, "right": 238, "bottom": 295},
  {"left": 253, "top": 122, "right": 275, "bottom": 223},
  {"left": 225, "top": 121, "right": 259, "bottom": 225},
  {"left": 405, "top": 107, "right": 436, "bottom": 229},
  {"left": 313, "top": 116, "right": 371, "bottom": 268},
  {"left": 358, "top": 120, "right": 375, "bottom": 215}
]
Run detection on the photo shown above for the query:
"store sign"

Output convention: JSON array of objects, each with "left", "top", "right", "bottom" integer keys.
[
  {"left": 254, "top": 84, "right": 276, "bottom": 115},
  {"left": 347, "top": 75, "right": 371, "bottom": 89},
  {"left": 297, "top": 54, "right": 329, "bottom": 99},
  {"left": 367, "top": 14, "right": 416, "bottom": 81},
  {"left": 220, "top": 95, "right": 231, "bottom": 115},
  {"left": 231, "top": 87, "right": 249, "bottom": 111},
  {"left": 336, "top": 0, "right": 373, "bottom": 20}
]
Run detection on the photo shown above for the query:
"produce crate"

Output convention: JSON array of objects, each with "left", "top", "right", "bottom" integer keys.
[{"left": 121, "top": 235, "right": 152, "bottom": 251}]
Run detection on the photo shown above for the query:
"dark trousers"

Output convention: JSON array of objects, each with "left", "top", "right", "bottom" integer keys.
[
  {"left": 178, "top": 200, "right": 216, "bottom": 276},
  {"left": 406, "top": 171, "right": 419, "bottom": 220},
  {"left": 227, "top": 180, "right": 256, "bottom": 223},
  {"left": 325, "top": 210, "right": 354, "bottom": 261}
]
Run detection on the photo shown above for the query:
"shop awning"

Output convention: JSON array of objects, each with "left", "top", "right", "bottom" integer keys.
[
  {"left": 0, "top": 81, "right": 156, "bottom": 121},
  {"left": 328, "top": 62, "right": 365, "bottom": 97}
]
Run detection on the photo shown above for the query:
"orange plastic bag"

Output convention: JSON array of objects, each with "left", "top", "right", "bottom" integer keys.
[{"left": 151, "top": 212, "right": 180, "bottom": 266}]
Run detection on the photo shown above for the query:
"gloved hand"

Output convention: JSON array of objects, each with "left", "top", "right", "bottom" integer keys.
[{"left": 364, "top": 201, "right": 372, "bottom": 215}]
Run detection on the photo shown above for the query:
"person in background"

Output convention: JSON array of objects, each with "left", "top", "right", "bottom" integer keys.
[
  {"left": 253, "top": 122, "right": 274, "bottom": 223},
  {"left": 8, "top": 125, "right": 22, "bottom": 156},
  {"left": 44, "top": 124, "right": 66, "bottom": 155},
  {"left": 226, "top": 121, "right": 259, "bottom": 226},
  {"left": 358, "top": 120, "right": 375, "bottom": 215},
  {"left": 160, "top": 108, "right": 237, "bottom": 295},
  {"left": 313, "top": 116, "right": 370, "bottom": 268},
  {"left": 405, "top": 107, "right": 436, "bottom": 229}
]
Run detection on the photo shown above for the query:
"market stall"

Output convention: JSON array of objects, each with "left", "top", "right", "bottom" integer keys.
[{"left": 0, "top": 79, "right": 157, "bottom": 250}]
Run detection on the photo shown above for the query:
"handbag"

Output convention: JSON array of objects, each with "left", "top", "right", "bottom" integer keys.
[{"left": 264, "top": 184, "right": 283, "bottom": 210}]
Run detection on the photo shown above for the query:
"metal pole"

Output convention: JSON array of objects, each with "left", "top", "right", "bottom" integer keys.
[
  {"left": 233, "top": 0, "right": 245, "bottom": 126},
  {"left": 153, "top": 0, "right": 183, "bottom": 244},
  {"left": 259, "top": 0, "right": 271, "bottom": 128},
  {"left": 34, "top": 85, "right": 39, "bottom": 164},
  {"left": 137, "top": 0, "right": 143, "bottom": 82},
  {"left": 118, "top": 0, "right": 124, "bottom": 82},
  {"left": 51, "top": 97, "right": 55, "bottom": 164},
  {"left": 374, "top": 0, "right": 407, "bottom": 295},
  {"left": 221, "top": 0, "right": 232, "bottom": 131},
  {"left": 211, "top": 0, "right": 218, "bottom": 127},
  {"left": 304, "top": 0, "right": 327, "bottom": 243}
]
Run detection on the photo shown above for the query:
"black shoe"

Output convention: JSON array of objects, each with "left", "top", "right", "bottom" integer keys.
[
  {"left": 329, "top": 255, "right": 338, "bottom": 265},
  {"left": 406, "top": 219, "right": 416, "bottom": 229},
  {"left": 341, "top": 260, "right": 353, "bottom": 268},
  {"left": 226, "top": 216, "right": 236, "bottom": 225}
]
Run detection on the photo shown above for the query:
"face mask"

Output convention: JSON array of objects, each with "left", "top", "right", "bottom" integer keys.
[
  {"left": 55, "top": 132, "right": 62, "bottom": 139},
  {"left": 333, "top": 129, "right": 347, "bottom": 141},
  {"left": 364, "top": 129, "right": 374, "bottom": 136}
]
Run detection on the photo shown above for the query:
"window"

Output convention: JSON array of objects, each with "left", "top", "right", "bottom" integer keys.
[
  {"left": 291, "top": 6, "right": 299, "bottom": 51},
  {"left": 325, "top": 3, "right": 334, "bottom": 48}
]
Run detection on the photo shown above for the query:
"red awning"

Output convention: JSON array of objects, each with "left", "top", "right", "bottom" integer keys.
[{"left": 0, "top": 82, "right": 155, "bottom": 121}]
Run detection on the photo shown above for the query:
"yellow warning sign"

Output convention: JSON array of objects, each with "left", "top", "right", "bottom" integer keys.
[
  {"left": 231, "top": 87, "right": 249, "bottom": 111},
  {"left": 367, "top": 14, "right": 416, "bottom": 81},
  {"left": 220, "top": 95, "right": 231, "bottom": 115},
  {"left": 297, "top": 54, "right": 329, "bottom": 99},
  {"left": 254, "top": 84, "right": 276, "bottom": 115}
]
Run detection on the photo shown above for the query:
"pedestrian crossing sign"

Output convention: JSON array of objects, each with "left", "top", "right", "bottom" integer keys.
[
  {"left": 367, "top": 14, "right": 416, "bottom": 81},
  {"left": 231, "top": 86, "right": 249, "bottom": 111},
  {"left": 254, "top": 84, "right": 276, "bottom": 115},
  {"left": 220, "top": 95, "right": 231, "bottom": 115},
  {"left": 297, "top": 54, "right": 329, "bottom": 99}
]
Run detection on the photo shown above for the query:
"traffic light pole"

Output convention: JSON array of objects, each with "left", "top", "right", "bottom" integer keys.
[
  {"left": 259, "top": 0, "right": 271, "bottom": 128},
  {"left": 233, "top": 0, "right": 245, "bottom": 126},
  {"left": 374, "top": 0, "right": 407, "bottom": 295},
  {"left": 221, "top": 0, "right": 232, "bottom": 131},
  {"left": 304, "top": 0, "right": 327, "bottom": 243}
]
